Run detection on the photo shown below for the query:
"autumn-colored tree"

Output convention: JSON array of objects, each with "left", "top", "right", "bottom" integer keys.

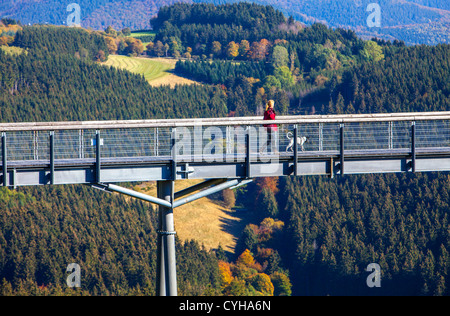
[
  {"left": 0, "top": 37, "right": 9, "bottom": 46},
  {"left": 248, "top": 39, "right": 270, "bottom": 61},
  {"left": 260, "top": 217, "right": 284, "bottom": 231},
  {"left": 169, "top": 37, "right": 182, "bottom": 58},
  {"left": 226, "top": 41, "right": 239, "bottom": 60},
  {"left": 236, "top": 249, "right": 263, "bottom": 274},
  {"left": 218, "top": 260, "right": 233, "bottom": 286},
  {"left": 314, "top": 74, "right": 329, "bottom": 86},
  {"left": 154, "top": 40, "right": 165, "bottom": 57},
  {"left": 326, "top": 50, "right": 341, "bottom": 70},
  {"left": 124, "top": 38, "right": 144, "bottom": 56},
  {"left": 248, "top": 273, "right": 274, "bottom": 296},
  {"left": 0, "top": 34, "right": 14, "bottom": 46},
  {"left": 256, "top": 247, "right": 274, "bottom": 262},
  {"left": 95, "top": 50, "right": 107, "bottom": 62},
  {"left": 258, "top": 218, "right": 284, "bottom": 243},
  {"left": 256, "top": 177, "right": 279, "bottom": 195},
  {"left": 255, "top": 87, "right": 266, "bottom": 115},
  {"left": 104, "top": 36, "right": 118, "bottom": 54},
  {"left": 237, "top": 249, "right": 255, "bottom": 267}
]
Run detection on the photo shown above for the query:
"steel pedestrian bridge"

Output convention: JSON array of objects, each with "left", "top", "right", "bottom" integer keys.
[
  {"left": 3, "top": 111, "right": 450, "bottom": 187},
  {"left": 3, "top": 111, "right": 450, "bottom": 295}
]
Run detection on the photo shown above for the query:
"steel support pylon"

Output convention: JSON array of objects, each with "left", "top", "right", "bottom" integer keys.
[
  {"left": 91, "top": 178, "right": 251, "bottom": 296},
  {"left": 156, "top": 180, "right": 177, "bottom": 296}
]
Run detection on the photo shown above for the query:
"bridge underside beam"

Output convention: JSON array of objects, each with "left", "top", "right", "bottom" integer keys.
[{"left": 4, "top": 153, "right": 450, "bottom": 187}]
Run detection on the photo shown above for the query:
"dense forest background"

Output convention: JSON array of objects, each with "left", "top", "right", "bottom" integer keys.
[
  {"left": 1, "top": 0, "right": 449, "bottom": 45},
  {"left": 0, "top": 2, "right": 450, "bottom": 296},
  {"left": 0, "top": 0, "right": 186, "bottom": 30},
  {"left": 197, "top": 0, "right": 450, "bottom": 45}
]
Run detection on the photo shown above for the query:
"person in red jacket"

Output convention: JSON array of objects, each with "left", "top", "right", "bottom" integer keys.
[{"left": 261, "top": 100, "right": 278, "bottom": 154}]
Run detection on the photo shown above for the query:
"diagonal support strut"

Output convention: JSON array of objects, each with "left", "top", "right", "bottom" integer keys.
[
  {"left": 92, "top": 183, "right": 172, "bottom": 208},
  {"left": 90, "top": 178, "right": 252, "bottom": 296},
  {"left": 93, "top": 178, "right": 253, "bottom": 210},
  {"left": 173, "top": 179, "right": 251, "bottom": 208}
]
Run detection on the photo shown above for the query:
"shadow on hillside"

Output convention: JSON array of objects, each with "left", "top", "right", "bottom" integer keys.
[{"left": 218, "top": 207, "right": 254, "bottom": 260}]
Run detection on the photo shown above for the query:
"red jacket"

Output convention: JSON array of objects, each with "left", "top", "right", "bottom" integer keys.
[{"left": 263, "top": 108, "right": 278, "bottom": 131}]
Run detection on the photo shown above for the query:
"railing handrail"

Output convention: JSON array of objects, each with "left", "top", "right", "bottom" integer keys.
[{"left": 2, "top": 111, "right": 450, "bottom": 131}]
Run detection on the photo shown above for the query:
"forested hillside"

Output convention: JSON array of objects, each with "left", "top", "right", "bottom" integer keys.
[
  {"left": 330, "top": 44, "right": 450, "bottom": 114},
  {"left": 150, "top": 3, "right": 371, "bottom": 115},
  {"left": 2, "top": 0, "right": 450, "bottom": 45},
  {"left": 0, "top": 26, "right": 227, "bottom": 122},
  {"left": 196, "top": 0, "right": 450, "bottom": 45},
  {"left": 1, "top": 2, "right": 450, "bottom": 296},
  {"left": 0, "top": 0, "right": 187, "bottom": 30},
  {"left": 0, "top": 185, "right": 220, "bottom": 295},
  {"left": 0, "top": 24, "right": 227, "bottom": 296},
  {"left": 13, "top": 25, "right": 109, "bottom": 62},
  {"left": 279, "top": 173, "right": 450, "bottom": 295}
]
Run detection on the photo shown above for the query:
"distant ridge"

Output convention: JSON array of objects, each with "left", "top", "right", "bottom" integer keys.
[
  {"left": 0, "top": 0, "right": 189, "bottom": 31},
  {"left": 1, "top": 0, "right": 449, "bottom": 44}
]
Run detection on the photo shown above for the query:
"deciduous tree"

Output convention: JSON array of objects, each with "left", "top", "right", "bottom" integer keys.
[
  {"left": 218, "top": 261, "right": 233, "bottom": 286},
  {"left": 212, "top": 41, "right": 222, "bottom": 58},
  {"left": 272, "top": 46, "right": 289, "bottom": 68},
  {"left": 226, "top": 41, "right": 239, "bottom": 60},
  {"left": 248, "top": 39, "right": 270, "bottom": 61}
]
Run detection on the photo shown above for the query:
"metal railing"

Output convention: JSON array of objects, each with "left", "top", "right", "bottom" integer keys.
[{"left": 1, "top": 112, "right": 450, "bottom": 165}]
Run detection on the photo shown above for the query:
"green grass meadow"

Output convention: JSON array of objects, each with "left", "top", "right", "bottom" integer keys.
[{"left": 103, "top": 55, "right": 172, "bottom": 83}]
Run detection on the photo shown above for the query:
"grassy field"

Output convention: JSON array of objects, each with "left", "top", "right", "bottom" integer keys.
[
  {"left": 102, "top": 55, "right": 198, "bottom": 87},
  {"left": 129, "top": 30, "right": 156, "bottom": 47},
  {"left": 129, "top": 30, "right": 156, "bottom": 37},
  {"left": 129, "top": 30, "right": 155, "bottom": 37},
  {"left": 103, "top": 55, "right": 172, "bottom": 81}
]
